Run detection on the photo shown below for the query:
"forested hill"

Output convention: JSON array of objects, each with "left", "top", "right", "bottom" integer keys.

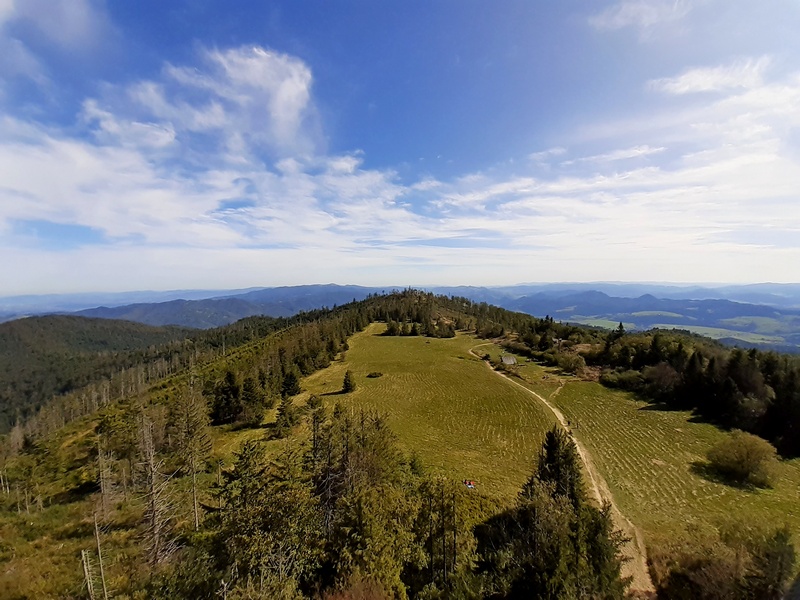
[
  {"left": 1, "top": 290, "right": 798, "bottom": 598},
  {"left": 0, "top": 316, "right": 195, "bottom": 431},
  {"left": 4, "top": 290, "right": 800, "bottom": 457}
]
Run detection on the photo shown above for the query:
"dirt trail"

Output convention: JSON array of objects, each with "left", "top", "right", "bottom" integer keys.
[{"left": 470, "top": 344, "right": 655, "bottom": 594}]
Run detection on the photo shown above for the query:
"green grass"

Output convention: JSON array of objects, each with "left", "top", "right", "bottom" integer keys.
[
  {"left": 301, "top": 324, "right": 557, "bottom": 499},
  {"left": 506, "top": 360, "right": 800, "bottom": 556},
  {"left": 308, "top": 328, "right": 800, "bottom": 560},
  {"left": 568, "top": 317, "right": 636, "bottom": 330},
  {"left": 719, "top": 315, "right": 800, "bottom": 335},
  {"left": 651, "top": 324, "right": 786, "bottom": 345},
  {"left": 630, "top": 311, "right": 686, "bottom": 318}
]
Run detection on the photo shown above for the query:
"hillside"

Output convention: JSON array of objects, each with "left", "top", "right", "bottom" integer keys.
[
  {"left": 0, "top": 292, "right": 798, "bottom": 598},
  {"left": 64, "top": 284, "right": 800, "bottom": 351},
  {"left": 507, "top": 290, "right": 800, "bottom": 351},
  {"left": 0, "top": 316, "right": 194, "bottom": 431}
]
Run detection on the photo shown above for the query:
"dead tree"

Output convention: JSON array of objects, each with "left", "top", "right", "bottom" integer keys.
[
  {"left": 137, "top": 415, "right": 176, "bottom": 570},
  {"left": 171, "top": 379, "right": 211, "bottom": 530}
]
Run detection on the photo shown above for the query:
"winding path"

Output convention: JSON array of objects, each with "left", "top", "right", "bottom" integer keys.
[{"left": 470, "top": 343, "right": 655, "bottom": 594}]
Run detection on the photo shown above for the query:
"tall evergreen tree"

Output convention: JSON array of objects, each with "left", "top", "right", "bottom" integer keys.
[{"left": 529, "top": 426, "right": 585, "bottom": 508}]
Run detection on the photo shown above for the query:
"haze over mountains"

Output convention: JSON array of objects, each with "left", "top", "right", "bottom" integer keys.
[{"left": 2, "top": 283, "right": 800, "bottom": 352}]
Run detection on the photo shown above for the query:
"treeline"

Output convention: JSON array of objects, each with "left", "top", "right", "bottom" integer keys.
[
  {"left": 584, "top": 331, "right": 800, "bottom": 457},
  {"left": 0, "top": 313, "right": 295, "bottom": 434},
  {"left": 147, "top": 405, "right": 630, "bottom": 599}
]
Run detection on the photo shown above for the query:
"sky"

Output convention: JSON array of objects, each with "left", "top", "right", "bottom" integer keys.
[{"left": 1, "top": 0, "right": 799, "bottom": 294}]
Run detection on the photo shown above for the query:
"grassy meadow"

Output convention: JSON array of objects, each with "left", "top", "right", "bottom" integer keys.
[
  {"left": 485, "top": 346, "right": 800, "bottom": 561},
  {"left": 301, "top": 323, "right": 557, "bottom": 499},
  {"left": 306, "top": 326, "right": 800, "bottom": 562}
]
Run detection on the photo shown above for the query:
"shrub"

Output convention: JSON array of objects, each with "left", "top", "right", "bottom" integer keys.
[
  {"left": 707, "top": 430, "right": 777, "bottom": 488},
  {"left": 366, "top": 372, "right": 383, "bottom": 379}
]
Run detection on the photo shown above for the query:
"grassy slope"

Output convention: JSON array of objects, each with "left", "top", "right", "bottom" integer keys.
[
  {"left": 301, "top": 324, "right": 557, "bottom": 499},
  {"left": 4, "top": 321, "right": 799, "bottom": 597},
  {"left": 494, "top": 347, "right": 800, "bottom": 556},
  {"left": 306, "top": 326, "right": 800, "bottom": 558}
]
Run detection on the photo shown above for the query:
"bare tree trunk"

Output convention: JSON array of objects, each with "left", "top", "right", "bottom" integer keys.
[
  {"left": 94, "top": 514, "right": 109, "bottom": 600},
  {"left": 81, "top": 549, "right": 96, "bottom": 600},
  {"left": 191, "top": 459, "right": 199, "bottom": 530},
  {"left": 138, "top": 416, "right": 174, "bottom": 570}
]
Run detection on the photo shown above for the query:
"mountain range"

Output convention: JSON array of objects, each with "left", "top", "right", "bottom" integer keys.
[{"left": 2, "top": 283, "right": 800, "bottom": 351}]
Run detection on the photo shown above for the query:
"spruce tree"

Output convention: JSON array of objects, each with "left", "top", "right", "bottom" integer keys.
[{"left": 342, "top": 370, "right": 357, "bottom": 394}]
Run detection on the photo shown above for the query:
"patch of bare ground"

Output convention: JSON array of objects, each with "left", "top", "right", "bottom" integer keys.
[
  {"left": 580, "top": 365, "right": 602, "bottom": 381},
  {"left": 470, "top": 343, "right": 656, "bottom": 595}
]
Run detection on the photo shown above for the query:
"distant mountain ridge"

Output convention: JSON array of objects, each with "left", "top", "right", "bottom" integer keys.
[
  {"left": 76, "top": 284, "right": 384, "bottom": 328},
  {"left": 3, "top": 282, "right": 800, "bottom": 351}
]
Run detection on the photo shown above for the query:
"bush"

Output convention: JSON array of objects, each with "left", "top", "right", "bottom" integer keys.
[
  {"left": 366, "top": 372, "right": 383, "bottom": 379},
  {"left": 599, "top": 369, "right": 644, "bottom": 391},
  {"left": 707, "top": 430, "right": 777, "bottom": 488}
]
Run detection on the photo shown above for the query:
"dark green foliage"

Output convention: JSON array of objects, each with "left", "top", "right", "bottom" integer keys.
[
  {"left": 476, "top": 430, "right": 629, "bottom": 599},
  {"left": 240, "top": 376, "right": 267, "bottom": 426},
  {"left": 218, "top": 441, "right": 323, "bottom": 595},
  {"left": 342, "top": 370, "right": 356, "bottom": 393},
  {"left": 274, "top": 396, "right": 300, "bottom": 438},
  {"left": 580, "top": 328, "right": 800, "bottom": 457},
  {"left": 0, "top": 315, "right": 194, "bottom": 432},
  {"left": 742, "top": 526, "right": 796, "bottom": 600},
  {"left": 282, "top": 369, "right": 302, "bottom": 398},
  {"left": 528, "top": 426, "right": 585, "bottom": 507},
  {"left": 210, "top": 370, "right": 243, "bottom": 425}
]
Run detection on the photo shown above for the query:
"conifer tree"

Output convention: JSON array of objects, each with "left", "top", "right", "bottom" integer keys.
[{"left": 342, "top": 370, "right": 357, "bottom": 394}]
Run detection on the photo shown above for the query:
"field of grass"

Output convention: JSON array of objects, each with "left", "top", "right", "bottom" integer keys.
[
  {"left": 500, "top": 353, "right": 800, "bottom": 557},
  {"left": 567, "top": 317, "right": 636, "bottom": 330},
  {"left": 651, "top": 323, "right": 786, "bottom": 345},
  {"left": 630, "top": 311, "right": 686, "bottom": 318},
  {"left": 301, "top": 324, "right": 557, "bottom": 499},
  {"left": 310, "top": 330, "right": 800, "bottom": 562},
  {"left": 719, "top": 315, "right": 800, "bottom": 335}
]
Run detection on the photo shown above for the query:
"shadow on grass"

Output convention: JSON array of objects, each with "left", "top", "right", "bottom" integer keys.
[
  {"left": 689, "top": 461, "right": 764, "bottom": 492},
  {"left": 637, "top": 401, "right": 693, "bottom": 412},
  {"left": 48, "top": 480, "right": 99, "bottom": 505},
  {"left": 321, "top": 390, "right": 346, "bottom": 397}
]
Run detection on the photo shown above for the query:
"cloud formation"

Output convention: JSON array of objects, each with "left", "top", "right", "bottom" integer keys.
[
  {"left": 589, "top": 0, "right": 695, "bottom": 32},
  {"left": 650, "top": 57, "right": 771, "bottom": 94},
  {"left": 2, "top": 26, "right": 800, "bottom": 292}
]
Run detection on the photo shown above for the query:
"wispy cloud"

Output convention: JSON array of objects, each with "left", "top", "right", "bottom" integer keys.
[
  {"left": 650, "top": 56, "right": 771, "bottom": 94},
  {"left": 589, "top": 0, "right": 695, "bottom": 32},
  {"left": 0, "top": 0, "right": 113, "bottom": 88},
  {"left": 3, "top": 39, "right": 800, "bottom": 292},
  {"left": 562, "top": 145, "right": 665, "bottom": 165}
]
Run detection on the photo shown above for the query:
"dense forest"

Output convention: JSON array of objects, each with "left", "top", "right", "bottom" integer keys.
[{"left": 0, "top": 291, "right": 798, "bottom": 598}]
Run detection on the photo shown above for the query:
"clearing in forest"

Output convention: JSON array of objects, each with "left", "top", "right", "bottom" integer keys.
[
  {"left": 490, "top": 345, "right": 800, "bottom": 560},
  {"left": 301, "top": 323, "right": 557, "bottom": 499}
]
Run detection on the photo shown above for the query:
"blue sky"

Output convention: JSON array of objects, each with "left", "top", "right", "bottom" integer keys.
[{"left": 1, "top": 0, "right": 799, "bottom": 294}]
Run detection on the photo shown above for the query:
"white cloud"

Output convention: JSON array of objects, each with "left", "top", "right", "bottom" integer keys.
[
  {"left": 590, "top": 0, "right": 695, "bottom": 32},
  {"left": 563, "top": 145, "right": 665, "bottom": 165},
  {"left": 650, "top": 56, "right": 771, "bottom": 94},
  {"left": 156, "top": 46, "right": 317, "bottom": 156},
  {"left": 0, "top": 0, "right": 112, "bottom": 89},
  {"left": 9, "top": 0, "right": 111, "bottom": 52},
  {"left": 4, "top": 38, "right": 800, "bottom": 292}
]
